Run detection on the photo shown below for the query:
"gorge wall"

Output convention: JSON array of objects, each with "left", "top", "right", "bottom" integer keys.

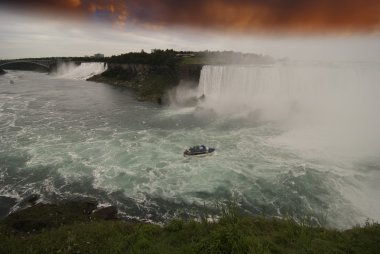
[
  {"left": 88, "top": 63, "right": 203, "bottom": 103},
  {"left": 106, "top": 63, "right": 202, "bottom": 82}
]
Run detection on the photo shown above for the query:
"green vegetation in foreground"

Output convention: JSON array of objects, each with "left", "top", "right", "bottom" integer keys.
[{"left": 1, "top": 201, "right": 379, "bottom": 254}]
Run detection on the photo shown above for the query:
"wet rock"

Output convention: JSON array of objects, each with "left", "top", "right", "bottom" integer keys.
[
  {"left": 1, "top": 200, "right": 100, "bottom": 233},
  {"left": 0, "top": 68, "right": 5, "bottom": 75},
  {"left": 79, "top": 200, "right": 98, "bottom": 215},
  {"left": 93, "top": 206, "right": 118, "bottom": 220},
  {"left": 26, "top": 194, "right": 40, "bottom": 205},
  {"left": 18, "top": 194, "right": 40, "bottom": 209},
  {"left": 0, "top": 196, "right": 17, "bottom": 219}
]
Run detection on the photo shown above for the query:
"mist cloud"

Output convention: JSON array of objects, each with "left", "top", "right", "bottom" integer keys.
[{"left": 1, "top": 0, "right": 380, "bottom": 33}]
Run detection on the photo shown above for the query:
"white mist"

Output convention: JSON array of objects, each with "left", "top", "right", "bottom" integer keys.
[{"left": 54, "top": 62, "right": 107, "bottom": 80}]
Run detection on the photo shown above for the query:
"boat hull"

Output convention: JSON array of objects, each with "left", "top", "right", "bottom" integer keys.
[{"left": 183, "top": 148, "right": 215, "bottom": 157}]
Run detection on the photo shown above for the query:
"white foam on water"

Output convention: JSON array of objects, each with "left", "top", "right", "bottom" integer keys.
[
  {"left": 193, "top": 62, "right": 380, "bottom": 226},
  {"left": 159, "top": 106, "right": 196, "bottom": 117},
  {"left": 2, "top": 65, "right": 380, "bottom": 228}
]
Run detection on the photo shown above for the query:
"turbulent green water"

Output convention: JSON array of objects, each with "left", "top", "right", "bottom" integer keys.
[{"left": 1, "top": 64, "right": 380, "bottom": 228}]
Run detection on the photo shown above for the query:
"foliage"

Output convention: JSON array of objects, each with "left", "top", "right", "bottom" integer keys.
[
  {"left": 100, "top": 66, "right": 137, "bottom": 80},
  {"left": 1, "top": 201, "right": 379, "bottom": 254},
  {"left": 89, "top": 64, "right": 180, "bottom": 103},
  {"left": 108, "top": 49, "right": 180, "bottom": 67}
]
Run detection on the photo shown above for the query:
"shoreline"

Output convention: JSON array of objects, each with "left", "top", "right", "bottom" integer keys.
[
  {"left": 88, "top": 63, "right": 202, "bottom": 104},
  {"left": 1, "top": 200, "right": 379, "bottom": 253}
]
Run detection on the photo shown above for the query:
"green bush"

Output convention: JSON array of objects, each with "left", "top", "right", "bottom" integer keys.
[{"left": 1, "top": 202, "right": 379, "bottom": 254}]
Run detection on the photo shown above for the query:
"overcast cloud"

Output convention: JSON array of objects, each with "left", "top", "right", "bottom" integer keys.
[{"left": 1, "top": 9, "right": 380, "bottom": 62}]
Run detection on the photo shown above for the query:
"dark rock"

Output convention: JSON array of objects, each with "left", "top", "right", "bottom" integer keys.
[
  {"left": 26, "top": 194, "right": 40, "bottom": 205},
  {"left": 0, "top": 196, "right": 17, "bottom": 219},
  {"left": 178, "top": 64, "right": 202, "bottom": 82},
  {"left": 89, "top": 63, "right": 198, "bottom": 104},
  {"left": 0, "top": 68, "right": 5, "bottom": 75},
  {"left": 93, "top": 206, "right": 118, "bottom": 220},
  {"left": 18, "top": 194, "right": 40, "bottom": 209},
  {"left": 80, "top": 200, "right": 98, "bottom": 214},
  {"left": 1, "top": 200, "right": 100, "bottom": 233}
]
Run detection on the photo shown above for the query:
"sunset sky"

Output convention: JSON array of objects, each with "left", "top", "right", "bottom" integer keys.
[{"left": 1, "top": 0, "right": 380, "bottom": 60}]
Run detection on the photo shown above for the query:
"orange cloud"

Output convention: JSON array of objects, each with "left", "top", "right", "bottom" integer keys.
[
  {"left": 69, "top": 0, "right": 81, "bottom": 8},
  {"left": 2, "top": 0, "right": 380, "bottom": 33}
]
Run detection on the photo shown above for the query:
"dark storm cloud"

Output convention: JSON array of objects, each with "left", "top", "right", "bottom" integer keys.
[{"left": 1, "top": 0, "right": 380, "bottom": 33}]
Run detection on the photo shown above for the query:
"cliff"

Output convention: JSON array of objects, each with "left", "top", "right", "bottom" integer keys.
[
  {"left": 178, "top": 64, "right": 203, "bottom": 81},
  {"left": 88, "top": 63, "right": 202, "bottom": 103}
]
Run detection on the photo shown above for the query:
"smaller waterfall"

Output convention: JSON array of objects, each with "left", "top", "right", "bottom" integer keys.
[{"left": 54, "top": 62, "right": 107, "bottom": 80}]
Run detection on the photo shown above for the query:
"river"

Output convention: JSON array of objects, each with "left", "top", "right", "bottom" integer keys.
[{"left": 1, "top": 62, "right": 380, "bottom": 228}]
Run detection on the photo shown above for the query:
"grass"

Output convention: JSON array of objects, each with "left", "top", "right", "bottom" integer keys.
[{"left": 1, "top": 201, "right": 379, "bottom": 254}]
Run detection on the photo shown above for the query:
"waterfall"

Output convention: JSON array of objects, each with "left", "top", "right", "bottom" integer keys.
[
  {"left": 54, "top": 62, "right": 107, "bottom": 80},
  {"left": 197, "top": 64, "right": 380, "bottom": 119},
  {"left": 197, "top": 63, "right": 380, "bottom": 158}
]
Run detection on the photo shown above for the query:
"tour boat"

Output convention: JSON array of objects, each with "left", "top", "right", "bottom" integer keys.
[{"left": 183, "top": 145, "right": 215, "bottom": 157}]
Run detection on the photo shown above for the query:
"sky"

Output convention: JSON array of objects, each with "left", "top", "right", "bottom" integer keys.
[{"left": 1, "top": 0, "right": 380, "bottom": 61}]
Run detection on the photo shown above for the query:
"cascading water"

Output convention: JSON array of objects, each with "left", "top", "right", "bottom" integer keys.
[
  {"left": 1, "top": 63, "right": 380, "bottom": 228},
  {"left": 197, "top": 64, "right": 380, "bottom": 156},
  {"left": 54, "top": 62, "right": 107, "bottom": 80},
  {"left": 193, "top": 63, "right": 380, "bottom": 225},
  {"left": 197, "top": 64, "right": 380, "bottom": 121}
]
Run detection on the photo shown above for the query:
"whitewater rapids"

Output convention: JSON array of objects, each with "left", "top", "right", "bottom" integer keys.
[{"left": 0, "top": 62, "right": 379, "bottom": 228}]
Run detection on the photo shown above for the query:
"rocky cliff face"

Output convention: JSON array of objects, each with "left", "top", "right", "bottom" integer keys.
[
  {"left": 178, "top": 64, "right": 202, "bottom": 82},
  {"left": 88, "top": 63, "right": 203, "bottom": 103},
  {"left": 107, "top": 63, "right": 202, "bottom": 82}
]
